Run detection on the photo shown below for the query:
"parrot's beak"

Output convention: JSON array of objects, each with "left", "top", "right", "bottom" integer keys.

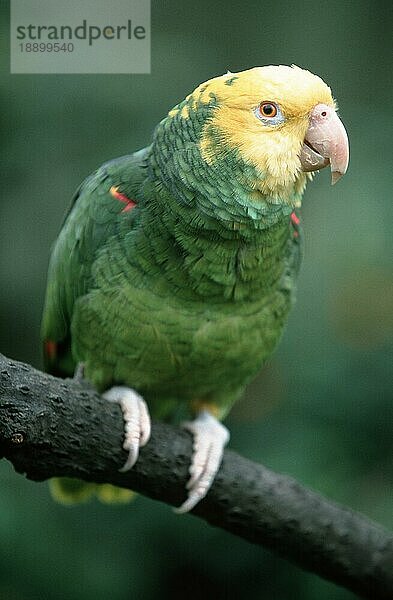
[{"left": 299, "top": 104, "right": 349, "bottom": 184}]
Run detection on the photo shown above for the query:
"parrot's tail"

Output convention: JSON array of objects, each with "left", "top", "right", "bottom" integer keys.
[{"left": 49, "top": 478, "right": 136, "bottom": 505}]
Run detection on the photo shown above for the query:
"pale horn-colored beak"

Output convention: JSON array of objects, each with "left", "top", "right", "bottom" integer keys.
[{"left": 299, "top": 103, "right": 349, "bottom": 184}]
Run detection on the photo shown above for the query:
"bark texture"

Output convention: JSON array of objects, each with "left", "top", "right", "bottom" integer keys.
[{"left": 0, "top": 353, "right": 391, "bottom": 599}]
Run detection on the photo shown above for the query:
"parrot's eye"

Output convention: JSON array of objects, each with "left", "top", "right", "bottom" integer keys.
[
  {"left": 259, "top": 102, "right": 277, "bottom": 118},
  {"left": 254, "top": 101, "right": 284, "bottom": 126}
]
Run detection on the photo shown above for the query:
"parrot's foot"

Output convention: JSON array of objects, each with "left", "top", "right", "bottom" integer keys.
[
  {"left": 103, "top": 386, "right": 151, "bottom": 472},
  {"left": 73, "top": 362, "right": 85, "bottom": 382},
  {"left": 175, "top": 411, "right": 230, "bottom": 514}
]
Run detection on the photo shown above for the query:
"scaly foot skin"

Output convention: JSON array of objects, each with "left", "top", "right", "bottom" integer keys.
[
  {"left": 73, "top": 362, "right": 85, "bottom": 382},
  {"left": 175, "top": 411, "right": 230, "bottom": 514},
  {"left": 103, "top": 386, "right": 151, "bottom": 472}
]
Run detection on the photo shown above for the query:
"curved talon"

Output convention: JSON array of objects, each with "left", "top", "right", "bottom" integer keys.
[
  {"left": 175, "top": 411, "right": 230, "bottom": 514},
  {"left": 103, "top": 386, "right": 151, "bottom": 472}
]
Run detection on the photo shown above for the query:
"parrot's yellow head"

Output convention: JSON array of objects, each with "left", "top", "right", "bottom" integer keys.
[{"left": 166, "top": 65, "right": 349, "bottom": 207}]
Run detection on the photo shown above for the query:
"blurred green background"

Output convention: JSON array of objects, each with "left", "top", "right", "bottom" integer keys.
[{"left": 1, "top": 1, "right": 392, "bottom": 598}]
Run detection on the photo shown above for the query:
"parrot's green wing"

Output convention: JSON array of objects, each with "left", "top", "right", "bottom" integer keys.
[
  {"left": 41, "top": 148, "right": 149, "bottom": 377},
  {"left": 42, "top": 149, "right": 149, "bottom": 505}
]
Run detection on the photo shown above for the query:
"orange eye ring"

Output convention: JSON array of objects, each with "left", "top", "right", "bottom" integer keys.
[{"left": 259, "top": 102, "right": 278, "bottom": 118}]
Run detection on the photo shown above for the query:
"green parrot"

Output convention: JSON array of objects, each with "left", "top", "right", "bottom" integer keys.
[{"left": 41, "top": 65, "right": 349, "bottom": 512}]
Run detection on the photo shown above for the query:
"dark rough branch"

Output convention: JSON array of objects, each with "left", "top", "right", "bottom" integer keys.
[{"left": 0, "top": 353, "right": 392, "bottom": 599}]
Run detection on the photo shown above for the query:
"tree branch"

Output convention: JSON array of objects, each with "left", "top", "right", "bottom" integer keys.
[{"left": 0, "top": 353, "right": 391, "bottom": 599}]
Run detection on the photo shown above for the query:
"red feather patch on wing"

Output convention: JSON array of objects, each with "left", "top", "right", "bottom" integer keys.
[
  {"left": 290, "top": 211, "right": 300, "bottom": 238},
  {"left": 110, "top": 185, "right": 137, "bottom": 213},
  {"left": 44, "top": 340, "right": 57, "bottom": 361}
]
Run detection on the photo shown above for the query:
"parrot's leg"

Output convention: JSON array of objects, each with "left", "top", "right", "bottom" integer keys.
[
  {"left": 175, "top": 410, "right": 230, "bottom": 514},
  {"left": 73, "top": 362, "right": 85, "bottom": 382},
  {"left": 103, "top": 386, "right": 151, "bottom": 472}
]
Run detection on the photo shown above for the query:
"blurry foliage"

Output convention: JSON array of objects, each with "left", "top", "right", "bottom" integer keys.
[
  {"left": 0, "top": 0, "right": 392, "bottom": 598},
  {"left": 328, "top": 268, "right": 393, "bottom": 349}
]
